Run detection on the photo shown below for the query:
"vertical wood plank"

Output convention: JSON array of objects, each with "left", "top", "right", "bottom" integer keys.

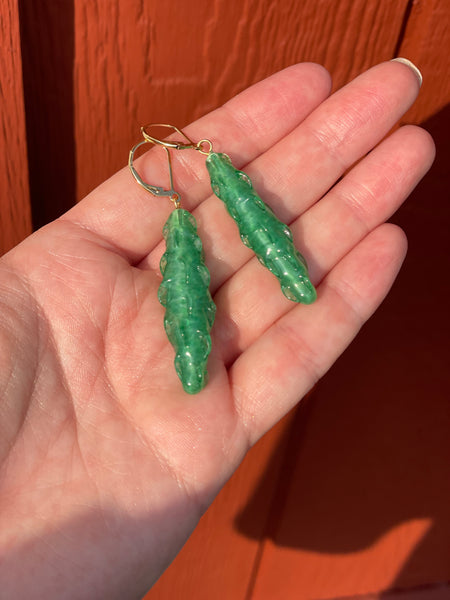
[{"left": 0, "top": 0, "right": 31, "bottom": 254}]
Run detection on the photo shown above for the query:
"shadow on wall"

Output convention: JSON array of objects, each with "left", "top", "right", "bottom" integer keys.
[{"left": 235, "top": 104, "right": 450, "bottom": 592}]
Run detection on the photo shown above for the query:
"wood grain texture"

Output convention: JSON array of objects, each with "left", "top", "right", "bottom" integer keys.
[
  {"left": 74, "top": 0, "right": 409, "bottom": 200},
  {"left": 0, "top": 0, "right": 31, "bottom": 254}
]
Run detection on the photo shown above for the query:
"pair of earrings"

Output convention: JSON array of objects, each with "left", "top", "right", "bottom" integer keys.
[{"left": 129, "top": 124, "right": 316, "bottom": 394}]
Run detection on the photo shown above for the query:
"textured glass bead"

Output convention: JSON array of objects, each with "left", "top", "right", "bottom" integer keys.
[
  {"left": 206, "top": 152, "right": 317, "bottom": 304},
  {"left": 158, "top": 209, "right": 216, "bottom": 394}
]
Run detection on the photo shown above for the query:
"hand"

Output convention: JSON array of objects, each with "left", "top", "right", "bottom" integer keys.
[{"left": 0, "top": 61, "right": 434, "bottom": 599}]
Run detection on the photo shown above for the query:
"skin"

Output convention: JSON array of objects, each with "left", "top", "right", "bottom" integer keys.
[{"left": 0, "top": 61, "right": 434, "bottom": 599}]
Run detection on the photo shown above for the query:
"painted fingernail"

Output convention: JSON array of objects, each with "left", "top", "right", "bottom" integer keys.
[{"left": 390, "top": 58, "right": 422, "bottom": 87}]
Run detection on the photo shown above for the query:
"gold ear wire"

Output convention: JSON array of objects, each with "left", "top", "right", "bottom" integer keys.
[
  {"left": 128, "top": 139, "right": 180, "bottom": 208},
  {"left": 129, "top": 124, "right": 214, "bottom": 209},
  {"left": 141, "top": 123, "right": 196, "bottom": 150},
  {"left": 141, "top": 123, "right": 213, "bottom": 155},
  {"left": 128, "top": 125, "right": 216, "bottom": 394}
]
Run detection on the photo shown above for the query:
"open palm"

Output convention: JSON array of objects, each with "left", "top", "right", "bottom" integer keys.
[{"left": 0, "top": 61, "right": 433, "bottom": 599}]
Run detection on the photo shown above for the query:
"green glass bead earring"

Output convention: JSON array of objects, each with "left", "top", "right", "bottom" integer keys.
[
  {"left": 205, "top": 151, "right": 317, "bottom": 304},
  {"left": 129, "top": 127, "right": 216, "bottom": 394}
]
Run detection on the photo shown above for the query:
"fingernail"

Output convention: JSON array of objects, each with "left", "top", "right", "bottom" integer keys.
[{"left": 390, "top": 58, "right": 422, "bottom": 87}]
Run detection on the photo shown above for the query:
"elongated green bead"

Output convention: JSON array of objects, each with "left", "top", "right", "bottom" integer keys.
[
  {"left": 158, "top": 209, "right": 216, "bottom": 394},
  {"left": 206, "top": 152, "right": 316, "bottom": 304}
]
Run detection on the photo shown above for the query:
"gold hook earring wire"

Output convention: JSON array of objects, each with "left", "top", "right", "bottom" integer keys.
[
  {"left": 141, "top": 123, "right": 213, "bottom": 155},
  {"left": 128, "top": 139, "right": 181, "bottom": 208}
]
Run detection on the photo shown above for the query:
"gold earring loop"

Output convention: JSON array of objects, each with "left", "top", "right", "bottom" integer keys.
[
  {"left": 141, "top": 123, "right": 213, "bottom": 154},
  {"left": 128, "top": 139, "right": 181, "bottom": 208},
  {"left": 196, "top": 139, "right": 213, "bottom": 155},
  {"left": 141, "top": 123, "right": 197, "bottom": 150}
]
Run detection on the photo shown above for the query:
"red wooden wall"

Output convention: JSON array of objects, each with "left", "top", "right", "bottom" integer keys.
[{"left": 1, "top": 0, "right": 449, "bottom": 598}]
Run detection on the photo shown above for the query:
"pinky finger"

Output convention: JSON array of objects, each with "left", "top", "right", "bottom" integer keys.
[{"left": 231, "top": 223, "right": 408, "bottom": 446}]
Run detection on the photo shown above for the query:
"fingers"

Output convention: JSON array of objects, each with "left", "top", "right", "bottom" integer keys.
[
  {"left": 60, "top": 63, "right": 331, "bottom": 263},
  {"left": 212, "top": 124, "right": 435, "bottom": 365},
  {"left": 236, "top": 59, "right": 423, "bottom": 225},
  {"left": 144, "top": 59, "right": 424, "bottom": 285},
  {"left": 301, "top": 126, "right": 434, "bottom": 281},
  {"left": 231, "top": 223, "right": 408, "bottom": 446}
]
